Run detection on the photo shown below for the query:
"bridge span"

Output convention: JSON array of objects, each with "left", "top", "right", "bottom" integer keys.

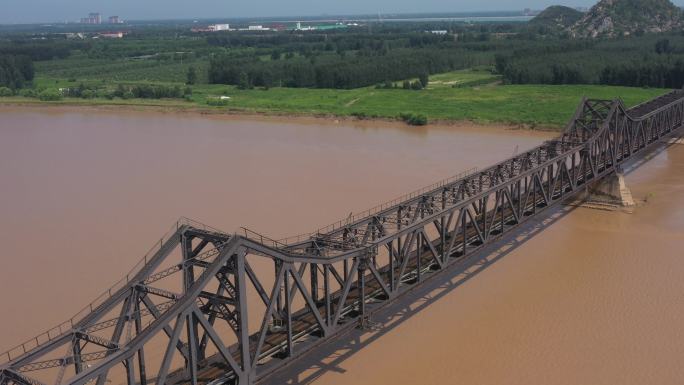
[{"left": 2, "top": 90, "right": 684, "bottom": 385}]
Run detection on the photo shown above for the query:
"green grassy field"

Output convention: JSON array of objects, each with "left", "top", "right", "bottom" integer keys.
[
  {"left": 190, "top": 84, "right": 665, "bottom": 127},
  {"left": 5, "top": 72, "right": 669, "bottom": 129},
  {"left": 35, "top": 57, "right": 210, "bottom": 84},
  {"left": 426, "top": 69, "right": 501, "bottom": 88}
]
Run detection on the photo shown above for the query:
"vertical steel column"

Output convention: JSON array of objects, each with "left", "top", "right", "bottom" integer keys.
[
  {"left": 480, "top": 197, "right": 487, "bottom": 239},
  {"left": 125, "top": 358, "right": 135, "bottom": 385},
  {"left": 357, "top": 258, "right": 367, "bottom": 326},
  {"left": 516, "top": 179, "right": 522, "bottom": 219},
  {"left": 72, "top": 339, "right": 83, "bottom": 374},
  {"left": 323, "top": 264, "right": 331, "bottom": 328},
  {"left": 133, "top": 296, "right": 147, "bottom": 385},
  {"left": 284, "top": 271, "right": 293, "bottom": 356},
  {"left": 181, "top": 233, "right": 200, "bottom": 376},
  {"left": 547, "top": 164, "right": 554, "bottom": 202},
  {"left": 533, "top": 177, "right": 537, "bottom": 214},
  {"left": 440, "top": 214, "right": 446, "bottom": 265},
  {"left": 310, "top": 263, "right": 319, "bottom": 304},
  {"left": 416, "top": 232, "right": 422, "bottom": 282},
  {"left": 499, "top": 191, "right": 504, "bottom": 233},
  {"left": 343, "top": 259, "right": 348, "bottom": 282},
  {"left": 235, "top": 249, "right": 252, "bottom": 383},
  {"left": 389, "top": 240, "right": 395, "bottom": 292},
  {"left": 396, "top": 207, "right": 402, "bottom": 289},
  {"left": 181, "top": 234, "right": 195, "bottom": 292},
  {"left": 462, "top": 210, "right": 467, "bottom": 256},
  {"left": 275, "top": 260, "right": 283, "bottom": 317},
  {"left": 186, "top": 313, "right": 198, "bottom": 385}
]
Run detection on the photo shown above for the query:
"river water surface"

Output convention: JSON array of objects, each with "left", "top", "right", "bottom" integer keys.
[{"left": 1, "top": 106, "right": 683, "bottom": 384}]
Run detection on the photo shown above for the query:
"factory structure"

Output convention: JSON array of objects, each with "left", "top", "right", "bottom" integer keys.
[{"left": 191, "top": 21, "right": 357, "bottom": 33}]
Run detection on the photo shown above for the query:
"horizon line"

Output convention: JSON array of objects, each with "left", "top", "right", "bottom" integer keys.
[{"left": 0, "top": 9, "right": 546, "bottom": 27}]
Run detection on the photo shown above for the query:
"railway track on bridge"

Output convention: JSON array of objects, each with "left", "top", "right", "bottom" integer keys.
[{"left": 2, "top": 90, "right": 684, "bottom": 385}]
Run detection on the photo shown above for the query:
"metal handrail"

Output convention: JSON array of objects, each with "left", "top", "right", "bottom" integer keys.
[
  {"left": 241, "top": 227, "right": 290, "bottom": 249},
  {"left": 277, "top": 167, "right": 478, "bottom": 245}
]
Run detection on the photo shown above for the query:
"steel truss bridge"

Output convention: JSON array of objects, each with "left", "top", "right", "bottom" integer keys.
[{"left": 2, "top": 91, "right": 684, "bottom": 385}]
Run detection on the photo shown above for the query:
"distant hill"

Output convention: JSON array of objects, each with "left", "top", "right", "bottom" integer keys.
[
  {"left": 570, "top": 0, "right": 683, "bottom": 38},
  {"left": 530, "top": 6, "right": 584, "bottom": 29}
]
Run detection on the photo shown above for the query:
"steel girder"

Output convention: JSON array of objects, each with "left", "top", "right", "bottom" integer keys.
[{"left": 1, "top": 91, "right": 684, "bottom": 385}]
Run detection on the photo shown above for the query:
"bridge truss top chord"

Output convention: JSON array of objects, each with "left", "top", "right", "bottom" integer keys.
[{"left": 1, "top": 89, "right": 683, "bottom": 385}]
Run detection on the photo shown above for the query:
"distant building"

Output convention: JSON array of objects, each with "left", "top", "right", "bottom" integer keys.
[
  {"left": 191, "top": 24, "right": 231, "bottom": 33},
  {"left": 211, "top": 24, "right": 230, "bottom": 31},
  {"left": 231, "top": 25, "right": 271, "bottom": 31},
  {"left": 294, "top": 22, "right": 315, "bottom": 31},
  {"left": 108, "top": 16, "right": 123, "bottom": 24},
  {"left": 99, "top": 31, "right": 125, "bottom": 39},
  {"left": 80, "top": 12, "right": 102, "bottom": 24},
  {"left": 492, "top": 32, "right": 518, "bottom": 39},
  {"left": 270, "top": 23, "right": 287, "bottom": 31},
  {"left": 56, "top": 32, "right": 85, "bottom": 39},
  {"left": 430, "top": 30, "right": 448, "bottom": 35}
]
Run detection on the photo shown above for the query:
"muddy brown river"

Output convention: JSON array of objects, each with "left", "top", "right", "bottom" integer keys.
[{"left": 1, "top": 106, "right": 683, "bottom": 384}]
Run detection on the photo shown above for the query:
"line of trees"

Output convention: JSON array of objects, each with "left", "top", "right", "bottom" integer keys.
[
  {"left": 209, "top": 48, "right": 489, "bottom": 89},
  {"left": 204, "top": 28, "right": 537, "bottom": 89},
  {"left": 495, "top": 35, "right": 684, "bottom": 89},
  {"left": 113, "top": 84, "right": 191, "bottom": 99},
  {"left": 0, "top": 55, "right": 34, "bottom": 89},
  {"left": 0, "top": 41, "right": 74, "bottom": 61}
]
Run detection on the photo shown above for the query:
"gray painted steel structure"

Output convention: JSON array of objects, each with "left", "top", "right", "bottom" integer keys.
[{"left": 2, "top": 91, "right": 684, "bottom": 385}]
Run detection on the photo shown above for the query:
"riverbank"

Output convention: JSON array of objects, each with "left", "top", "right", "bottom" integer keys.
[
  {"left": 5, "top": 81, "right": 669, "bottom": 130},
  {"left": 0, "top": 101, "right": 557, "bottom": 132}
]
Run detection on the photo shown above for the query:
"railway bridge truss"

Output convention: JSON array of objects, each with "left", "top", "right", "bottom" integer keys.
[{"left": 2, "top": 90, "right": 684, "bottom": 385}]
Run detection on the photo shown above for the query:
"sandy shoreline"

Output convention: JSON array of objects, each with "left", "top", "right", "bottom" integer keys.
[{"left": 0, "top": 100, "right": 561, "bottom": 133}]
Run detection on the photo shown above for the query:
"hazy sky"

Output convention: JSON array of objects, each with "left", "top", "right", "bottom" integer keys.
[{"left": 1, "top": 0, "right": 681, "bottom": 24}]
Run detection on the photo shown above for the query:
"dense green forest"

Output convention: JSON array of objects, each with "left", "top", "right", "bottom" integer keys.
[
  {"left": 0, "top": 41, "right": 73, "bottom": 89},
  {"left": 206, "top": 30, "right": 684, "bottom": 89},
  {"left": 0, "top": 41, "right": 75, "bottom": 61},
  {"left": 208, "top": 47, "right": 490, "bottom": 89},
  {"left": 5, "top": 17, "right": 684, "bottom": 91},
  {"left": 496, "top": 34, "right": 684, "bottom": 88},
  {"left": 0, "top": 55, "right": 33, "bottom": 89},
  {"left": 206, "top": 29, "right": 513, "bottom": 89}
]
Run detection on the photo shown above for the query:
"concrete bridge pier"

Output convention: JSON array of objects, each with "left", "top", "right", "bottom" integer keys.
[{"left": 577, "top": 168, "right": 635, "bottom": 210}]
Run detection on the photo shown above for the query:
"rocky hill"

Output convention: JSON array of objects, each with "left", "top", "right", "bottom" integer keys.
[
  {"left": 570, "top": 0, "right": 683, "bottom": 38},
  {"left": 530, "top": 6, "right": 584, "bottom": 29}
]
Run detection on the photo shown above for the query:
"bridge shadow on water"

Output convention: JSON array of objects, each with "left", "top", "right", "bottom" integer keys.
[
  {"left": 262, "top": 133, "right": 682, "bottom": 385},
  {"left": 263, "top": 204, "right": 580, "bottom": 385},
  {"left": 621, "top": 137, "right": 677, "bottom": 176}
]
